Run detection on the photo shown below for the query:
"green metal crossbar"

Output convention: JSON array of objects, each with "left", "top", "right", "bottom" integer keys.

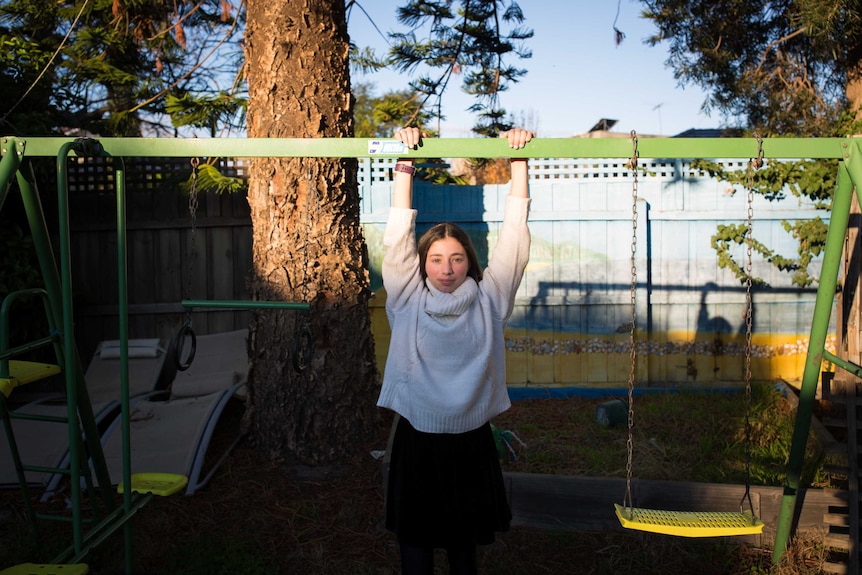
[
  {"left": 2, "top": 135, "right": 854, "bottom": 159},
  {"left": 823, "top": 349, "right": 862, "bottom": 379},
  {"left": 2, "top": 136, "right": 862, "bottom": 568}
]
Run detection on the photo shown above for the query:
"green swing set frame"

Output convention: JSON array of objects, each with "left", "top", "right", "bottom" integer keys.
[{"left": 0, "top": 134, "right": 860, "bottom": 570}]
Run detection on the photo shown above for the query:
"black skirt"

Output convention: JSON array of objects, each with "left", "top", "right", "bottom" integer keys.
[{"left": 385, "top": 416, "right": 512, "bottom": 548}]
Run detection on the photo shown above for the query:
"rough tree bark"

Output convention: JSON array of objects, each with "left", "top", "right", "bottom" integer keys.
[{"left": 243, "top": 0, "right": 380, "bottom": 464}]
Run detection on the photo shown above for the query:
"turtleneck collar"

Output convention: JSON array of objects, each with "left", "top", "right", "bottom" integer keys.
[{"left": 424, "top": 277, "right": 479, "bottom": 318}]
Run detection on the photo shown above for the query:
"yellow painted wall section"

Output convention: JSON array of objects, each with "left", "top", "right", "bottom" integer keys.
[{"left": 370, "top": 296, "right": 832, "bottom": 389}]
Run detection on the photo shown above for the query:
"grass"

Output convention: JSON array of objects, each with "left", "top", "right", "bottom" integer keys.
[
  {"left": 492, "top": 382, "right": 829, "bottom": 489},
  {"left": 0, "top": 381, "right": 840, "bottom": 574}
]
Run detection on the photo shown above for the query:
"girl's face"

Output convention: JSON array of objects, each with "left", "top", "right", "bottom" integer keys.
[{"left": 424, "top": 236, "right": 470, "bottom": 293}]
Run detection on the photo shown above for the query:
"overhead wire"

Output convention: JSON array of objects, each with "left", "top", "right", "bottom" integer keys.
[{"left": 3, "top": 0, "right": 92, "bottom": 123}]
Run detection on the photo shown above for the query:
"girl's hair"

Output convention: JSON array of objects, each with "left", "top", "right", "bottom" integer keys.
[{"left": 417, "top": 222, "right": 483, "bottom": 282}]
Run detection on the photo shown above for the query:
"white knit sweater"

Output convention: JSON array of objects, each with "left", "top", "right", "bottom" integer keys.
[{"left": 376, "top": 196, "right": 531, "bottom": 434}]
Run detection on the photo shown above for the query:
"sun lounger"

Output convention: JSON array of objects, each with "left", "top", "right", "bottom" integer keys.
[
  {"left": 0, "top": 397, "right": 117, "bottom": 487},
  {"left": 0, "top": 339, "right": 169, "bottom": 489},
  {"left": 96, "top": 329, "right": 250, "bottom": 495},
  {"left": 98, "top": 383, "right": 244, "bottom": 495},
  {"left": 2, "top": 330, "right": 250, "bottom": 496},
  {"left": 83, "top": 338, "right": 168, "bottom": 404}
]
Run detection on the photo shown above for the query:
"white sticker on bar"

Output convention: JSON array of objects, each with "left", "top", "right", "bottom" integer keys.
[{"left": 368, "top": 140, "right": 408, "bottom": 155}]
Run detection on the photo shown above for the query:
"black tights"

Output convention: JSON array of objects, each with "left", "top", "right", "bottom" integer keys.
[{"left": 400, "top": 543, "right": 478, "bottom": 575}]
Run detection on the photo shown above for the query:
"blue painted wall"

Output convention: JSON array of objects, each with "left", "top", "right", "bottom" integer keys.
[{"left": 360, "top": 157, "right": 829, "bottom": 387}]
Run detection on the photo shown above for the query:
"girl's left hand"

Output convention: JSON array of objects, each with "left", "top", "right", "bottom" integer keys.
[
  {"left": 395, "top": 127, "right": 423, "bottom": 149},
  {"left": 502, "top": 128, "right": 533, "bottom": 149}
]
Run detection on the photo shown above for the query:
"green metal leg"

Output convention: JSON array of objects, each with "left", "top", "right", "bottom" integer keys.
[
  {"left": 114, "top": 159, "right": 136, "bottom": 575},
  {"left": 0, "top": 395, "right": 40, "bottom": 546},
  {"left": 773, "top": 141, "right": 862, "bottom": 562},
  {"left": 0, "top": 137, "right": 25, "bottom": 213},
  {"left": 18, "top": 158, "right": 116, "bottom": 514}
]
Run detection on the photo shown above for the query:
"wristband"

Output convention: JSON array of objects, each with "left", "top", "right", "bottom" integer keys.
[{"left": 394, "top": 162, "right": 416, "bottom": 175}]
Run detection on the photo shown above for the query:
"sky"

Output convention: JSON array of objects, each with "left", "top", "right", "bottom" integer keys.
[{"left": 346, "top": 1, "right": 717, "bottom": 138}]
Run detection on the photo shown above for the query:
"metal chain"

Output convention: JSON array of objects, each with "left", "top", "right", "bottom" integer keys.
[
  {"left": 741, "top": 137, "right": 763, "bottom": 516},
  {"left": 174, "top": 157, "right": 200, "bottom": 371},
  {"left": 185, "top": 157, "right": 200, "bottom": 312},
  {"left": 624, "top": 130, "right": 639, "bottom": 511}
]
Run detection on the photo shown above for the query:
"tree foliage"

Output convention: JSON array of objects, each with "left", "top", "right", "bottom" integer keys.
[
  {"left": 165, "top": 91, "right": 247, "bottom": 136},
  {"left": 0, "top": 0, "right": 245, "bottom": 136},
  {"left": 352, "top": 81, "right": 434, "bottom": 137},
  {"left": 4, "top": 1, "right": 532, "bottom": 139},
  {"left": 352, "top": 0, "right": 533, "bottom": 137},
  {"left": 640, "top": 0, "right": 861, "bottom": 136},
  {"left": 638, "top": 0, "right": 862, "bottom": 286}
]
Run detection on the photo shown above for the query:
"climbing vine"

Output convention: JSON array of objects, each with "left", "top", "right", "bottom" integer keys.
[{"left": 700, "top": 157, "right": 835, "bottom": 288}]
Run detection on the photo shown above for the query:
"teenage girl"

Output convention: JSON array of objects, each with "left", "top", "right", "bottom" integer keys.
[{"left": 377, "top": 127, "right": 533, "bottom": 575}]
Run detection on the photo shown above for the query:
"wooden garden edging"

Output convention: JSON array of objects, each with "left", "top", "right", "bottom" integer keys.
[{"left": 505, "top": 472, "right": 844, "bottom": 546}]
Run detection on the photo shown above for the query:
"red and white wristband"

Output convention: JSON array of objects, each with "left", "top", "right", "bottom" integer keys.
[{"left": 394, "top": 162, "right": 415, "bottom": 175}]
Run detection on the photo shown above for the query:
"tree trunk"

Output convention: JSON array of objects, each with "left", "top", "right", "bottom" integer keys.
[{"left": 243, "top": 0, "right": 380, "bottom": 464}]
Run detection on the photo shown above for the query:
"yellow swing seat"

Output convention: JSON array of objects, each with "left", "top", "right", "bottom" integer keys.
[
  {"left": 614, "top": 503, "right": 764, "bottom": 537},
  {"left": 1, "top": 360, "right": 62, "bottom": 397},
  {"left": 117, "top": 472, "right": 188, "bottom": 497}
]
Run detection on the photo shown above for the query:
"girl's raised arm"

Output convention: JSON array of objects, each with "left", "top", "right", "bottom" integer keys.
[
  {"left": 503, "top": 128, "right": 532, "bottom": 198},
  {"left": 392, "top": 127, "right": 423, "bottom": 209}
]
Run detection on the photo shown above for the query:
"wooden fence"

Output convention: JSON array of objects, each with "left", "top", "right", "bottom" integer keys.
[{"left": 67, "top": 156, "right": 253, "bottom": 362}]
